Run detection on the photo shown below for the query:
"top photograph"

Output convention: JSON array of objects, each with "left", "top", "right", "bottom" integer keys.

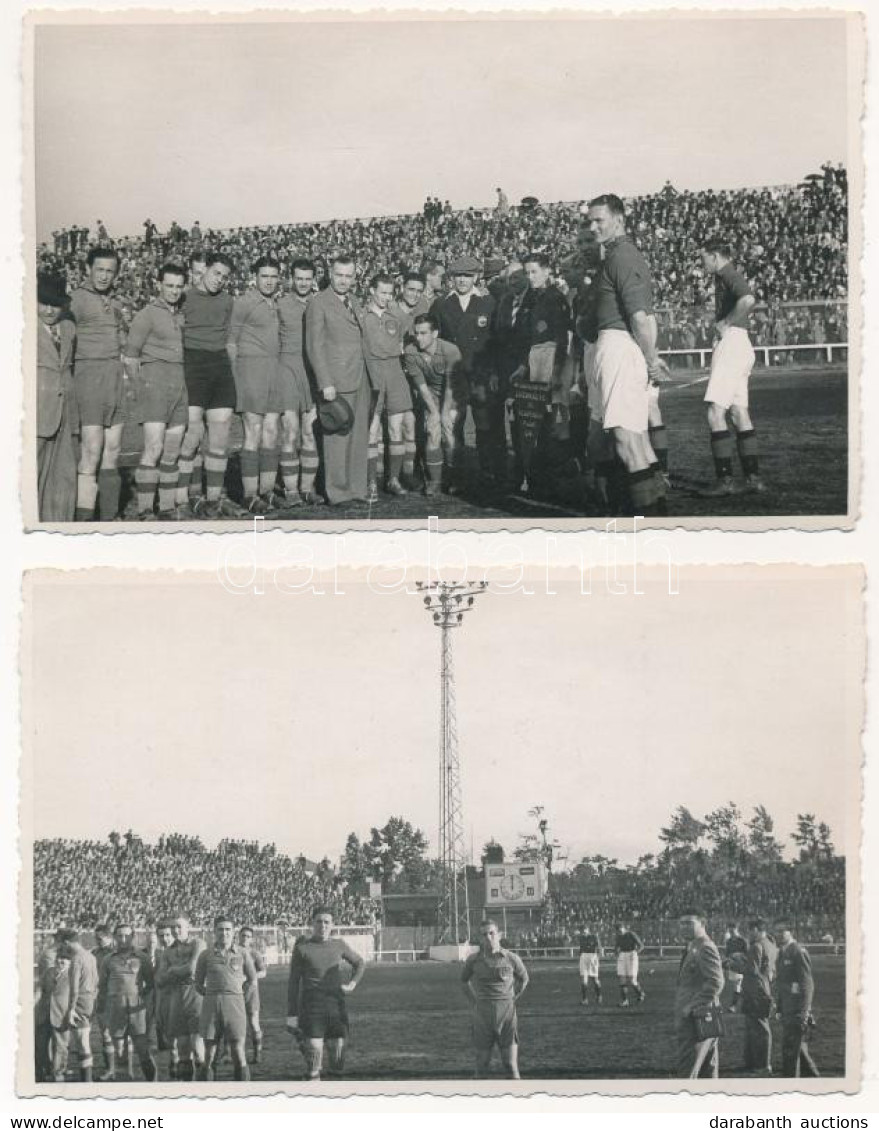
[{"left": 23, "top": 11, "right": 862, "bottom": 531}]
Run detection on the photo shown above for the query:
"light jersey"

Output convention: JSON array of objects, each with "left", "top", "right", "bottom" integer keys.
[
  {"left": 461, "top": 948, "right": 527, "bottom": 1002},
  {"left": 287, "top": 937, "right": 364, "bottom": 1010},
  {"left": 102, "top": 949, "right": 152, "bottom": 1000},
  {"left": 196, "top": 943, "right": 255, "bottom": 995}
]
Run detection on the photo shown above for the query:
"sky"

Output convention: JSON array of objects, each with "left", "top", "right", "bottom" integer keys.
[
  {"left": 25, "top": 568, "right": 861, "bottom": 869},
  {"left": 31, "top": 15, "right": 852, "bottom": 240}
]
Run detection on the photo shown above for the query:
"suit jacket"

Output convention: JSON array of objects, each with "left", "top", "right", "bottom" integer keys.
[
  {"left": 430, "top": 292, "right": 496, "bottom": 376},
  {"left": 776, "top": 940, "right": 814, "bottom": 1019},
  {"left": 675, "top": 934, "right": 724, "bottom": 1019},
  {"left": 37, "top": 317, "right": 75, "bottom": 438},
  {"left": 304, "top": 287, "right": 366, "bottom": 395}
]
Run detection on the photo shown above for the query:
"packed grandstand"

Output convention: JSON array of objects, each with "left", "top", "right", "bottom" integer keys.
[{"left": 37, "top": 162, "right": 848, "bottom": 353}]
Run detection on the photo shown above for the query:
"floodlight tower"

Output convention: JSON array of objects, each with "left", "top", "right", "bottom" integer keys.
[{"left": 415, "top": 580, "right": 488, "bottom": 945}]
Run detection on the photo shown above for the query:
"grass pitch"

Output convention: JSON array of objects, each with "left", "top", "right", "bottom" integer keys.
[
  {"left": 118, "top": 365, "right": 849, "bottom": 522},
  {"left": 152, "top": 955, "right": 845, "bottom": 1082}
]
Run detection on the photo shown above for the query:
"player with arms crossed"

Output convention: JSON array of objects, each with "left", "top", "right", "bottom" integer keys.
[
  {"left": 286, "top": 906, "right": 366, "bottom": 1081},
  {"left": 614, "top": 921, "right": 645, "bottom": 1007},
  {"left": 461, "top": 919, "right": 529, "bottom": 1079},
  {"left": 700, "top": 238, "right": 763, "bottom": 496},
  {"left": 165, "top": 915, "right": 206, "bottom": 1080},
  {"left": 577, "top": 926, "right": 603, "bottom": 1006}
]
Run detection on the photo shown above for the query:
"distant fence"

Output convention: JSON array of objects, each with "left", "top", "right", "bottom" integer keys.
[
  {"left": 659, "top": 342, "right": 848, "bottom": 369},
  {"left": 512, "top": 942, "right": 845, "bottom": 962}
]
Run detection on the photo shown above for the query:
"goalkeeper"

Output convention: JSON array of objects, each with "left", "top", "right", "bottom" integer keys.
[{"left": 286, "top": 906, "right": 366, "bottom": 1081}]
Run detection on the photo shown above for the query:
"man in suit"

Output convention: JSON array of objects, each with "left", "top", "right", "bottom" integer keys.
[
  {"left": 775, "top": 920, "right": 819, "bottom": 1077},
  {"left": 429, "top": 255, "right": 498, "bottom": 491},
  {"left": 304, "top": 255, "right": 369, "bottom": 505},
  {"left": 36, "top": 273, "right": 77, "bottom": 522},
  {"left": 675, "top": 910, "right": 724, "bottom": 1078},
  {"left": 730, "top": 918, "right": 775, "bottom": 1075}
]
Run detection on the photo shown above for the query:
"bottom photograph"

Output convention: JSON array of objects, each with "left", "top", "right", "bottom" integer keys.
[{"left": 18, "top": 565, "right": 861, "bottom": 1096}]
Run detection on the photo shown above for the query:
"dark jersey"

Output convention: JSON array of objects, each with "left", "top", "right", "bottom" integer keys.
[
  {"left": 518, "top": 284, "right": 571, "bottom": 349},
  {"left": 429, "top": 292, "right": 496, "bottom": 375},
  {"left": 725, "top": 933, "right": 748, "bottom": 959},
  {"left": 615, "top": 930, "right": 643, "bottom": 953},
  {"left": 578, "top": 933, "right": 601, "bottom": 954},
  {"left": 593, "top": 237, "right": 654, "bottom": 333},
  {"left": 287, "top": 936, "right": 365, "bottom": 1013},
  {"left": 714, "top": 263, "right": 752, "bottom": 324}
]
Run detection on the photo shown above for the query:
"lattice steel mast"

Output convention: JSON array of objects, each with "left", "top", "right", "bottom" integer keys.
[{"left": 415, "top": 580, "right": 488, "bottom": 944}]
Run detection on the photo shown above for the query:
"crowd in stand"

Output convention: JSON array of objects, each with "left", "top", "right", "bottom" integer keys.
[
  {"left": 33, "top": 834, "right": 381, "bottom": 931},
  {"left": 519, "top": 859, "right": 846, "bottom": 948},
  {"left": 37, "top": 163, "right": 848, "bottom": 344}
]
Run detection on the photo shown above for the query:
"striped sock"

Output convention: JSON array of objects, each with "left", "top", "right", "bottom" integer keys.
[
  {"left": 280, "top": 455, "right": 300, "bottom": 495},
  {"left": 158, "top": 461, "right": 179, "bottom": 512},
  {"left": 97, "top": 469, "right": 121, "bottom": 521},
  {"left": 736, "top": 429, "right": 759, "bottom": 476},
  {"left": 189, "top": 453, "right": 204, "bottom": 499},
  {"left": 135, "top": 464, "right": 159, "bottom": 515},
  {"left": 300, "top": 448, "right": 319, "bottom": 495},
  {"left": 425, "top": 444, "right": 443, "bottom": 484},
  {"left": 204, "top": 449, "right": 228, "bottom": 502},
  {"left": 75, "top": 473, "right": 98, "bottom": 521},
  {"left": 258, "top": 447, "right": 280, "bottom": 497},
  {"left": 176, "top": 457, "right": 194, "bottom": 505},
  {"left": 388, "top": 441, "right": 405, "bottom": 482},
  {"left": 649, "top": 425, "right": 669, "bottom": 472},
  {"left": 710, "top": 430, "right": 734, "bottom": 480}
]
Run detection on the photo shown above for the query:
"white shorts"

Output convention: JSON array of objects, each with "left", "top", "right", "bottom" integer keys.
[
  {"left": 617, "top": 951, "right": 639, "bottom": 979},
  {"left": 594, "top": 329, "right": 649, "bottom": 433},
  {"left": 727, "top": 971, "right": 744, "bottom": 989},
  {"left": 582, "top": 342, "right": 601, "bottom": 422},
  {"left": 579, "top": 954, "right": 600, "bottom": 979},
  {"left": 705, "top": 327, "right": 755, "bottom": 409}
]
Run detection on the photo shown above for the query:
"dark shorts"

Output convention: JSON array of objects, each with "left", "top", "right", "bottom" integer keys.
[
  {"left": 74, "top": 358, "right": 125, "bottom": 428},
  {"left": 169, "top": 983, "right": 203, "bottom": 1038},
  {"left": 199, "top": 993, "right": 247, "bottom": 1042},
  {"left": 106, "top": 994, "right": 148, "bottom": 1039},
  {"left": 301, "top": 993, "right": 349, "bottom": 1040},
  {"left": 136, "top": 360, "right": 188, "bottom": 427},
  {"left": 184, "top": 348, "right": 237, "bottom": 412},
  {"left": 235, "top": 355, "right": 284, "bottom": 415},
  {"left": 371, "top": 367, "right": 414, "bottom": 417},
  {"left": 472, "top": 998, "right": 518, "bottom": 1050},
  {"left": 278, "top": 355, "right": 314, "bottom": 414}
]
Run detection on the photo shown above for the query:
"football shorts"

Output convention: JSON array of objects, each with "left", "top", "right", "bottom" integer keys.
[
  {"left": 300, "top": 992, "right": 349, "bottom": 1040},
  {"left": 184, "top": 348, "right": 237, "bottom": 412},
  {"left": 705, "top": 327, "right": 755, "bottom": 409},
  {"left": 199, "top": 993, "right": 247, "bottom": 1042},
  {"left": 169, "top": 983, "right": 203, "bottom": 1037},
  {"left": 370, "top": 364, "right": 414, "bottom": 417},
  {"left": 106, "top": 994, "right": 149, "bottom": 1039},
  {"left": 617, "top": 952, "right": 639, "bottom": 979},
  {"left": 74, "top": 359, "right": 125, "bottom": 428},
  {"left": 594, "top": 329, "right": 649, "bottom": 432},
  {"left": 579, "top": 953, "right": 600, "bottom": 980},
  {"left": 235, "top": 356, "right": 284, "bottom": 415},
  {"left": 472, "top": 998, "right": 518, "bottom": 1050},
  {"left": 136, "top": 360, "right": 188, "bottom": 427},
  {"left": 278, "top": 354, "right": 314, "bottom": 414}
]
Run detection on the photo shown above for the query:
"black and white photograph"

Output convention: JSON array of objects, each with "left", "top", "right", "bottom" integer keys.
[
  {"left": 24, "top": 11, "right": 862, "bottom": 530},
  {"left": 19, "top": 567, "right": 861, "bottom": 1095}
]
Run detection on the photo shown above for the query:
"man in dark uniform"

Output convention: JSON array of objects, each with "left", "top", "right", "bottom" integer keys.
[
  {"left": 91, "top": 925, "right": 116, "bottom": 1077},
  {"left": 461, "top": 919, "right": 529, "bottom": 1079},
  {"left": 68, "top": 247, "right": 127, "bottom": 521},
  {"left": 96, "top": 924, "right": 157, "bottom": 1081},
  {"left": 165, "top": 915, "right": 205, "bottom": 1081},
  {"left": 429, "top": 255, "right": 498, "bottom": 491},
  {"left": 238, "top": 926, "right": 267, "bottom": 1065},
  {"left": 730, "top": 918, "right": 775, "bottom": 1076},
  {"left": 614, "top": 922, "right": 645, "bottom": 1006},
  {"left": 577, "top": 927, "right": 603, "bottom": 1006},
  {"left": 586, "top": 194, "right": 669, "bottom": 515},
  {"left": 775, "top": 920, "right": 819, "bottom": 1078},
  {"left": 286, "top": 906, "right": 366, "bottom": 1080},
  {"left": 305, "top": 256, "right": 370, "bottom": 506},
  {"left": 723, "top": 922, "right": 748, "bottom": 1013}
]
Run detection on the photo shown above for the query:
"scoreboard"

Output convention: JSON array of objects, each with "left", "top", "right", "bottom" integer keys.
[{"left": 484, "top": 861, "right": 547, "bottom": 907}]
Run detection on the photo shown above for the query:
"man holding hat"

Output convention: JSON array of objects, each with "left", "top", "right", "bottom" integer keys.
[
  {"left": 305, "top": 255, "right": 369, "bottom": 505},
  {"left": 429, "top": 256, "right": 498, "bottom": 491},
  {"left": 36, "top": 272, "right": 77, "bottom": 521}
]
